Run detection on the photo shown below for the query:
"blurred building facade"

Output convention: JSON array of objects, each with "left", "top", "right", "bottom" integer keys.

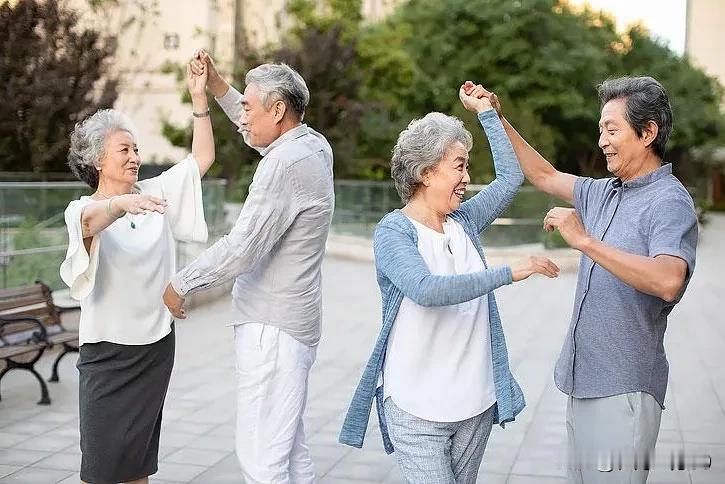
[
  {"left": 686, "top": 0, "right": 725, "bottom": 205},
  {"left": 71, "top": 0, "right": 400, "bottom": 163}
]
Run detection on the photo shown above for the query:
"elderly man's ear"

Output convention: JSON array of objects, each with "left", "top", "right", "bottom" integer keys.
[{"left": 273, "top": 100, "right": 287, "bottom": 123}]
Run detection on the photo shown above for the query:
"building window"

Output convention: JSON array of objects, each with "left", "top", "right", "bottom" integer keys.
[{"left": 163, "top": 33, "right": 179, "bottom": 50}]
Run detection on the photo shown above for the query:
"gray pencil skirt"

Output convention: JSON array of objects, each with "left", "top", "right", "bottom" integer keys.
[{"left": 77, "top": 324, "right": 175, "bottom": 484}]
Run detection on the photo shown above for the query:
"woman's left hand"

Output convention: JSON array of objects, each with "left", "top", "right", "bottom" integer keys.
[{"left": 186, "top": 58, "right": 208, "bottom": 98}]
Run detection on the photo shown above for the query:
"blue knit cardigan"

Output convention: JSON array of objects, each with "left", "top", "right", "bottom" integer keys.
[{"left": 338, "top": 109, "right": 526, "bottom": 453}]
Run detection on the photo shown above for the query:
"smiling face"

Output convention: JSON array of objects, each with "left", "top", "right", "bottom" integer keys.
[
  {"left": 238, "top": 83, "right": 284, "bottom": 148},
  {"left": 422, "top": 141, "right": 471, "bottom": 215},
  {"left": 598, "top": 98, "right": 653, "bottom": 179},
  {"left": 97, "top": 130, "right": 140, "bottom": 186}
]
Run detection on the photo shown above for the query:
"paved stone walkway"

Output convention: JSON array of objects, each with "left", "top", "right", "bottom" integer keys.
[{"left": 1, "top": 216, "right": 724, "bottom": 483}]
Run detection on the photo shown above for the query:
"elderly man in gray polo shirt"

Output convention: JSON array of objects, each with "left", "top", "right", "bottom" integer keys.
[
  {"left": 163, "top": 54, "right": 334, "bottom": 483},
  {"left": 468, "top": 76, "right": 697, "bottom": 483}
]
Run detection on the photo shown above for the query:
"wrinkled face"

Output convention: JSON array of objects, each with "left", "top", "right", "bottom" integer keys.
[
  {"left": 238, "top": 84, "right": 283, "bottom": 148},
  {"left": 422, "top": 141, "right": 471, "bottom": 214},
  {"left": 98, "top": 130, "right": 140, "bottom": 186},
  {"left": 598, "top": 98, "right": 650, "bottom": 178}
]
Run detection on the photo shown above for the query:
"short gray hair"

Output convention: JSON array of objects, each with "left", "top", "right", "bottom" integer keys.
[
  {"left": 598, "top": 76, "right": 673, "bottom": 160},
  {"left": 391, "top": 112, "right": 473, "bottom": 203},
  {"left": 67, "top": 109, "right": 136, "bottom": 188},
  {"left": 245, "top": 63, "right": 310, "bottom": 120}
]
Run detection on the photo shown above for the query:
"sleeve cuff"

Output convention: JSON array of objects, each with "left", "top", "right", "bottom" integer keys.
[
  {"left": 498, "top": 265, "right": 514, "bottom": 285},
  {"left": 477, "top": 108, "right": 498, "bottom": 124},
  {"left": 170, "top": 274, "right": 189, "bottom": 297}
]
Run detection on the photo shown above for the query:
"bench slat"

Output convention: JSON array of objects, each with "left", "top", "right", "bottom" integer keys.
[
  {"left": 0, "top": 342, "right": 45, "bottom": 359},
  {"left": 1, "top": 308, "right": 60, "bottom": 327},
  {"left": 0, "top": 284, "right": 46, "bottom": 299},
  {"left": 0, "top": 294, "right": 49, "bottom": 312}
]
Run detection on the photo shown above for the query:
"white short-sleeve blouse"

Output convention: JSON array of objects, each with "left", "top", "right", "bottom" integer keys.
[{"left": 60, "top": 156, "right": 208, "bottom": 345}]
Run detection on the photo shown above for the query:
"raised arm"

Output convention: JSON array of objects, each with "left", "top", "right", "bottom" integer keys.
[
  {"left": 186, "top": 60, "right": 215, "bottom": 176},
  {"left": 466, "top": 84, "right": 576, "bottom": 204},
  {"left": 457, "top": 82, "right": 524, "bottom": 233},
  {"left": 501, "top": 116, "right": 576, "bottom": 204},
  {"left": 191, "top": 50, "right": 242, "bottom": 129}
]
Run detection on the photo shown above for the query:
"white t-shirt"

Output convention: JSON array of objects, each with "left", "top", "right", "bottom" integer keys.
[
  {"left": 383, "top": 216, "right": 496, "bottom": 422},
  {"left": 60, "top": 156, "right": 208, "bottom": 345}
]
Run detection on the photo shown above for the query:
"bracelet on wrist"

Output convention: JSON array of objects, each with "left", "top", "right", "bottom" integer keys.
[
  {"left": 106, "top": 197, "right": 123, "bottom": 219},
  {"left": 192, "top": 109, "right": 210, "bottom": 118}
]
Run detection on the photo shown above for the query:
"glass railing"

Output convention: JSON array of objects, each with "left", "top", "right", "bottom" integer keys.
[
  {"left": 1, "top": 178, "right": 564, "bottom": 291},
  {"left": 331, "top": 180, "right": 560, "bottom": 246},
  {"left": 0, "top": 179, "right": 227, "bottom": 290}
]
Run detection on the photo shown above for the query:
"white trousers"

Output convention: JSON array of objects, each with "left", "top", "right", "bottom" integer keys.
[{"left": 234, "top": 323, "right": 317, "bottom": 484}]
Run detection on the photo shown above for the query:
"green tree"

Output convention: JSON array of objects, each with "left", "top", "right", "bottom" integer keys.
[
  {"left": 0, "top": 0, "right": 118, "bottom": 173},
  {"left": 358, "top": 0, "right": 725, "bottom": 183}
]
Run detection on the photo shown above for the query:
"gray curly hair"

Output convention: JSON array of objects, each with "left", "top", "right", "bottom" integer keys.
[
  {"left": 391, "top": 112, "right": 473, "bottom": 203},
  {"left": 67, "top": 109, "right": 137, "bottom": 188}
]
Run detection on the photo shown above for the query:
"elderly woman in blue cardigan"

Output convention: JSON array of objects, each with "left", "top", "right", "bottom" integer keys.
[{"left": 339, "top": 82, "right": 560, "bottom": 482}]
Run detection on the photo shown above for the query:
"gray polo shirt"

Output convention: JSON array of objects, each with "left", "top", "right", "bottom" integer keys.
[{"left": 554, "top": 163, "right": 698, "bottom": 408}]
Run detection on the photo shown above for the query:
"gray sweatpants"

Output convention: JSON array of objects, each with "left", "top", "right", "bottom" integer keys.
[{"left": 567, "top": 392, "right": 662, "bottom": 484}]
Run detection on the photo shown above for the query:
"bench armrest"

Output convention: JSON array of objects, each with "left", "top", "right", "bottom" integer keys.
[
  {"left": 0, "top": 316, "right": 49, "bottom": 343},
  {"left": 55, "top": 304, "right": 80, "bottom": 315}
]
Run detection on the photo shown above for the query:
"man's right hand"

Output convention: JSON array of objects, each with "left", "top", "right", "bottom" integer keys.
[{"left": 190, "top": 49, "right": 229, "bottom": 98}]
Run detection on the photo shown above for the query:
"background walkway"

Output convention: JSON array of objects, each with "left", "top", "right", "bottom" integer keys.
[{"left": 1, "top": 216, "right": 724, "bottom": 483}]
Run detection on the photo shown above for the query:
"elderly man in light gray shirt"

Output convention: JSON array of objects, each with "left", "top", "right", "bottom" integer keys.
[
  {"left": 468, "top": 77, "right": 697, "bottom": 484},
  {"left": 164, "top": 54, "right": 333, "bottom": 483}
]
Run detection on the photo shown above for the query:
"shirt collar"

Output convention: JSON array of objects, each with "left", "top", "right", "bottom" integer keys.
[
  {"left": 260, "top": 124, "right": 309, "bottom": 157},
  {"left": 618, "top": 163, "right": 672, "bottom": 189}
]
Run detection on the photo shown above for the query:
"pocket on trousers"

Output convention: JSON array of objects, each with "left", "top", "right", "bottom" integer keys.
[
  {"left": 234, "top": 323, "right": 279, "bottom": 373},
  {"left": 625, "top": 392, "right": 639, "bottom": 417}
]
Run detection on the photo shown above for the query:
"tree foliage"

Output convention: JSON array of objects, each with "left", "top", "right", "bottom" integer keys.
[
  {"left": 358, "top": 0, "right": 725, "bottom": 182},
  {"left": 162, "top": 0, "right": 724, "bottom": 188},
  {"left": 0, "top": 0, "right": 118, "bottom": 173}
]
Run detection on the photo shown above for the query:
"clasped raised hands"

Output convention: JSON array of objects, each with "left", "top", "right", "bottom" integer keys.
[
  {"left": 461, "top": 81, "right": 503, "bottom": 117},
  {"left": 459, "top": 81, "right": 493, "bottom": 114},
  {"left": 186, "top": 50, "right": 208, "bottom": 98}
]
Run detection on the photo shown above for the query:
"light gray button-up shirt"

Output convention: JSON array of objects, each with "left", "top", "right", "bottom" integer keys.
[
  {"left": 171, "top": 87, "right": 335, "bottom": 346},
  {"left": 554, "top": 164, "right": 698, "bottom": 408}
]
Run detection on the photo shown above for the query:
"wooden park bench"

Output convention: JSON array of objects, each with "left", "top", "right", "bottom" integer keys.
[{"left": 0, "top": 281, "right": 80, "bottom": 405}]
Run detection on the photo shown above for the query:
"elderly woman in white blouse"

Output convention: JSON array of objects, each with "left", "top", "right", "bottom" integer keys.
[{"left": 60, "top": 61, "right": 213, "bottom": 484}]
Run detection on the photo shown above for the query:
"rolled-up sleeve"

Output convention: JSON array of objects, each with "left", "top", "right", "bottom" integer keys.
[{"left": 170, "top": 157, "right": 299, "bottom": 296}]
